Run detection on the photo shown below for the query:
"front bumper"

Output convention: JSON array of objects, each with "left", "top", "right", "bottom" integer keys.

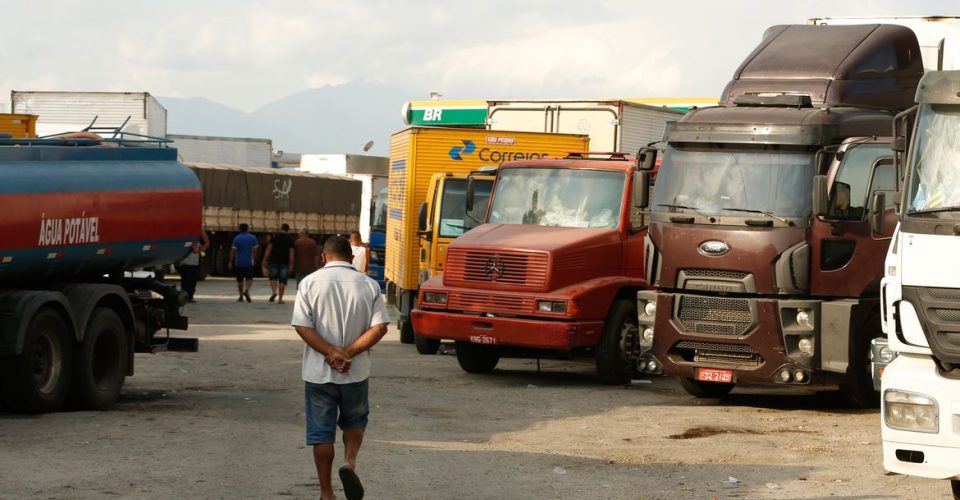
[
  {"left": 410, "top": 308, "right": 604, "bottom": 350},
  {"left": 882, "top": 353, "right": 960, "bottom": 480}
]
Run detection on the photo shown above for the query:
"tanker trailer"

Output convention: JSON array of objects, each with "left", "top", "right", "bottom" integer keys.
[{"left": 0, "top": 133, "right": 201, "bottom": 413}]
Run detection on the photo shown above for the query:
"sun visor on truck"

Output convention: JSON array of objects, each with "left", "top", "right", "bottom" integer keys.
[{"left": 721, "top": 24, "right": 924, "bottom": 111}]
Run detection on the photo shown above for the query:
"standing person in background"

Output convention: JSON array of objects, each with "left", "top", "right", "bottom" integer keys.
[
  {"left": 228, "top": 223, "right": 259, "bottom": 303},
  {"left": 263, "top": 223, "right": 295, "bottom": 304},
  {"left": 180, "top": 231, "right": 209, "bottom": 303},
  {"left": 294, "top": 228, "right": 320, "bottom": 286},
  {"left": 349, "top": 231, "right": 368, "bottom": 274},
  {"left": 292, "top": 235, "right": 390, "bottom": 500}
]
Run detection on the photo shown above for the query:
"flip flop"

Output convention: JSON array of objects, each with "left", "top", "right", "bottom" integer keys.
[
  {"left": 269, "top": 293, "right": 277, "bottom": 302},
  {"left": 338, "top": 464, "right": 364, "bottom": 500}
]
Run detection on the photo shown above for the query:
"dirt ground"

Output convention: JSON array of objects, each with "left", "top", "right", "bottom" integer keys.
[{"left": 0, "top": 278, "right": 953, "bottom": 499}]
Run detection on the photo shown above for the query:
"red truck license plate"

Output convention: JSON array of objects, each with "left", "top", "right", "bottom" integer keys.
[
  {"left": 469, "top": 334, "right": 497, "bottom": 345},
  {"left": 696, "top": 368, "right": 734, "bottom": 383}
]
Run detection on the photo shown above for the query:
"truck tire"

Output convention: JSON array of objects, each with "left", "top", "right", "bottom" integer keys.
[
  {"left": 951, "top": 479, "right": 959, "bottom": 500},
  {"left": 415, "top": 333, "right": 440, "bottom": 355},
  {"left": 400, "top": 320, "right": 415, "bottom": 344},
  {"left": 0, "top": 308, "right": 73, "bottom": 413},
  {"left": 840, "top": 314, "right": 882, "bottom": 408},
  {"left": 68, "top": 308, "right": 128, "bottom": 410},
  {"left": 595, "top": 299, "right": 639, "bottom": 385},
  {"left": 455, "top": 341, "right": 500, "bottom": 373},
  {"left": 679, "top": 377, "right": 735, "bottom": 398}
]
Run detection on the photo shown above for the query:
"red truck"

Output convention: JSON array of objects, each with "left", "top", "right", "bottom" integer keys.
[
  {"left": 411, "top": 152, "right": 653, "bottom": 383},
  {"left": 634, "top": 24, "right": 922, "bottom": 405}
]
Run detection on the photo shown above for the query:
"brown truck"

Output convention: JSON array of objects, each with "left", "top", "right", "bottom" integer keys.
[{"left": 635, "top": 24, "right": 922, "bottom": 406}]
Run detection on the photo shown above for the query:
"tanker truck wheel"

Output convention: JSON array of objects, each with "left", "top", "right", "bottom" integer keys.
[
  {"left": 68, "top": 308, "right": 128, "bottom": 410},
  {"left": 455, "top": 341, "right": 500, "bottom": 373},
  {"left": 0, "top": 308, "right": 73, "bottom": 413},
  {"left": 400, "top": 320, "right": 415, "bottom": 344},
  {"left": 596, "top": 299, "right": 639, "bottom": 385},
  {"left": 950, "top": 479, "right": 959, "bottom": 500},
  {"left": 415, "top": 333, "right": 440, "bottom": 355},
  {"left": 679, "top": 377, "right": 735, "bottom": 398}
]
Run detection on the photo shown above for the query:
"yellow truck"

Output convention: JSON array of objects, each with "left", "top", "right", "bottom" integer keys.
[
  {"left": 386, "top": 127, "right": 589, "bottom": 345},
  {"left": 0, "top": 113, "right": 37, "bottom": 138}
]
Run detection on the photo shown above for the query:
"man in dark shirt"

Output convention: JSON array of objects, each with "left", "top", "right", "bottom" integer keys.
[
  {"left": 294, "top": 228, "right": 320, "bottom": 285},
  {"left": 263, "top": 223, "right": 295, "bottom": 304}
]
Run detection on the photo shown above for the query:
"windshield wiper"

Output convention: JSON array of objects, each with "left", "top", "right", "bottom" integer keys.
[
  {"left": 723, "top": 207, "right": 794, "bottom": 226},
  {"left": 658, "top": 204, "right": 716, "bottom": 222},
  {"left": 908, "top": 206, "right": 960, "bottom": 216}
]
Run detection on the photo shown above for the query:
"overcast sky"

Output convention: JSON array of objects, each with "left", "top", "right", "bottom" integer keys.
[{"left": 2, "top": 1, "right": 956, "bottom": 112}]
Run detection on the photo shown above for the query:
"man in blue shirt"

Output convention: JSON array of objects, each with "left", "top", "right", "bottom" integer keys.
[{"left": 228, "top": 223, "right": 260, "bottom": 302}]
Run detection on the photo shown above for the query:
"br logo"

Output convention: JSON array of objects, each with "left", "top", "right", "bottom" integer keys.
[{"left": 448, "top": 140, "right": 476, "bottom": 160}]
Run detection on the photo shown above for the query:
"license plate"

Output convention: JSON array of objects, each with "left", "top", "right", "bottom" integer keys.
[
  {"left": 696, "top": 367, "right": 734, "bottom": 383},
  {"left": 469, "top": 334, "right": 497, "bottom": 345}
]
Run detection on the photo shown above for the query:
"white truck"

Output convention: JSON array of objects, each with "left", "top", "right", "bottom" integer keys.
[
  {"left": 486, "top": 100, "right": 682, "bottom": 153},
  {"left": 299, "top": 153, "right": 389, "bottom": 243},
  {"left": 168, "top": 134, "right": 273, "bottom": 168},
  {"left": 11, "top": 90, "right": 167, "bottom": 137}
]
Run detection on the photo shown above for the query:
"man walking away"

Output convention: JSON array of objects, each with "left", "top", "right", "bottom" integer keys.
[
  {"left": 349, "top": 231, "right": 369, "bottom": 274},
  {"left": 292, "top": 235, "right": 390, "bottom": 500},
  {"left": 263, "top": 223, "right": 295, "bottom": 304},
  {"left": 180, "top": 231, "right": 209, "bottom": 303},
  {"left": 228, "top": 223, "right": 259, "bottom": 302},
  {"left": 294, "top": 228, "right": 320, "bottom": 286}
]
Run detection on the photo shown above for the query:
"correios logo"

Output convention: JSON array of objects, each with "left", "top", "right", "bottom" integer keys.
[{"left": 448, "top": 138, "right": 551, "bottom": 163}]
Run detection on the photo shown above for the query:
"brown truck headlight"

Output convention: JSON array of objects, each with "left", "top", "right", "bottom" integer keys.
[{"left": 423, "top": 292, "right": 447, "bottom": 305}]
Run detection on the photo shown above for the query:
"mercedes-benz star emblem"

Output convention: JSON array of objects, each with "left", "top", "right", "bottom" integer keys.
[{"left": 484, "top": 256, "right": 505, "bottom": 281}]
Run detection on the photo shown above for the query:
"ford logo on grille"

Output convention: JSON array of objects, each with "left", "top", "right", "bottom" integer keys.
[
  {"left": 484, "top": 256, "right": 505, "bottom": 280},
  {"left": 698, "top": 240, "right": 730, "bottom": 256}
]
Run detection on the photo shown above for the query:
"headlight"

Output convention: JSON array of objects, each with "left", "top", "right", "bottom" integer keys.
[
  {"left": 884, "top": 390, "right": 939, "bottom": 433},
  {"left": 796, "top": 309, "right": 812, "bottom": 329},
  {"left": 537, "top": 300, "right": 567, "bottom": 314},
  {"left": 641, "top": 327, "right": 654, "bottom": 343},
  {"left": 643, "top": 301, "right": 657, "bottom": 317},
  {"left": 422, "top": 292, "right": 447, "bottom": 305},
  {"left": 878, "top": 346, "right": 896, "bottom": 363},
  {"left": 797, "top": 337, "right": 814, "bottom": 356}
]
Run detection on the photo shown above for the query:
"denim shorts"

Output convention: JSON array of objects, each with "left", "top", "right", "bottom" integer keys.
[
  {"left": 304, "top": 379, "right": 369, "bottom": 445},
  {"left": 268, "top": 263, "right": 290, "bottom": 284}
]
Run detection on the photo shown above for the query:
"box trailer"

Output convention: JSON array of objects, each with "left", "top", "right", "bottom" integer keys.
[
  {"left": 486, "top": 100, "right": 682, "bottom": 153},
  {"left": 11, "top": 91, "right": 166, "bottom": 137},
  {"left": 169, "top": 134, "right": 273, "bottom": 168}
]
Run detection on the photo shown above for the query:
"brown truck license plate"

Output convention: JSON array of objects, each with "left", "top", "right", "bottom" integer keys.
[{"left": 696, "top": 367, "right": 734, "bottom": 383}]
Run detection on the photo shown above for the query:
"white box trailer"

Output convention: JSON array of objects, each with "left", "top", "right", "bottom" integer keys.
[
  {"left": 486, "top": 100, "right": 683, "bottom": 153},
  {"left": 299, "top": 153, "right": 389, "bottom": 242},
  {"left": 169, "top": 134, "right": 273, "bottom": 168},
  {"left": 809, "top": 16, "right": 960, "bottom": 71},
  {"left": 10, "top": 90, "right": 166, "bottom": 137}
]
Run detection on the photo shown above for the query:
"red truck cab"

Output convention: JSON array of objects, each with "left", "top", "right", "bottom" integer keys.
[{"left": 411, "top": 152, "right": 653, "bottom": 383}]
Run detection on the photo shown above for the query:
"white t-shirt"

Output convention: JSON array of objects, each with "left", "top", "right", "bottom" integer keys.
[
  {"left": 351, "top": 244, "right": 368, "bottom": 273},
  {"left": 291, "top": 261, "right": 390, "bottom": 384}
]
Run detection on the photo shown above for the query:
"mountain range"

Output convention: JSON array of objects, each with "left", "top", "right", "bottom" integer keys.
[{"left": 159, "top": 83, "right": 418, "bottom": 157}]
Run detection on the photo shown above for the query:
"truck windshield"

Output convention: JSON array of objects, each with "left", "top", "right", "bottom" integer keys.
[
  {"left": 371, "top": 187, "right": 388, "bottom": 231},
  {"left": 438, "top": 179, "right": 492, "bottom": 238},
  {"left": 907, "top": 104, "right": 960, "bottom": 214},
  {"left": 487, "top": 167, "right": 625, "bottom": 228},
  {"left": 653, "top": 145, "right": 815, "bottom": 219}
]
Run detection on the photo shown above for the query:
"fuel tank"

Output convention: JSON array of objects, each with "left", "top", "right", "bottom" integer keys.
[{"left": 0, "top": 141, "right": 202, "bottom": 283}]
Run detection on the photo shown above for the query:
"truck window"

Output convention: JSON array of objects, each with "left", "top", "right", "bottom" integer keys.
[
  {"left": 438, "top": 179, "right": 491, "bottom": 238},
  {"left": 831, "top": 144, "right": 892, "bottom": 220},
  {"left": 488, "top": 167, "right": 625, "bottom": 229},
  {"left": 869, "top": 159, "right": 897, "bottom": 210},
  {"left": 908, "top": 104, "right": 960, "bottom": 213}
]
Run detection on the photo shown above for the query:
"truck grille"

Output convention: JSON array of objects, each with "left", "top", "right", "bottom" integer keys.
[
  {"left": 903, "top": 286, "right": 960, "bottom": 365},
  {"left": 681, "top": 269, "right": 749, "bottom": 280},
  {"left": 673, "top": 340, "right": 762, "bottom": 367},
  {"left": 676, "top": 295, "right": 754, "bottom": 336},
  {"left": 447, "top": 291, "right": 534, "bottom": 314},
  {"left": 445, "top": 249, "right": 548, "bottom": 288}
]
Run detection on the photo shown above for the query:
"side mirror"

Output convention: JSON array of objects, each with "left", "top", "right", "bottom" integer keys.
[
  {"left": 465, "top": 177, "right": 476, "bottom": 212},
  {"left": 633, "top": 171, "right": 650, "bottom": 209},
  {"left": 871, "top": 191, "right": 886, "bottom": 234},
  {"left": 637, "top": 147, "right": 658, "bottom": 171},
  {"left": 831, "top": 181, "right": 852, "bottom": 217},
  {"left": 417, "top": 202, "right": 428, "bottom": 232},
  {"left": 813, "top": 175, "right": 829, "bottom": 217}
]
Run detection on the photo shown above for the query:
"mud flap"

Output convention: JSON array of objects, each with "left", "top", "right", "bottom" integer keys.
[{"left": 821, "top": 299, "right": 875, "bottom": 373}]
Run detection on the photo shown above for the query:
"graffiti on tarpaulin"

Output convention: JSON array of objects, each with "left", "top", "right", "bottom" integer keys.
[{"left": 273, "top": 178, "right": 292, "bottom": 200}]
